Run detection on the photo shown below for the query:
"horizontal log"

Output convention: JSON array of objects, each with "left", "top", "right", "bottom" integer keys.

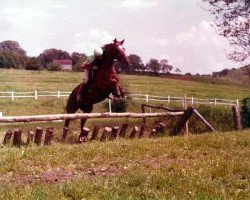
[
  {"left": 0, "top": 112, "right": 184, "bottom": 123},
  {"left": 141, "top": 104, "right": 184, "bottom": 112}
]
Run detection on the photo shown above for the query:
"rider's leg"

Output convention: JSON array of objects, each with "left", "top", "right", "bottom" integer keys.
[{"left": 77, "top": 69, "right": 89, "bottom": 102}]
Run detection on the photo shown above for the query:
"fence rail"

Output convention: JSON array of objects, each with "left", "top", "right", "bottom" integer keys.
[{"left": 0, "top": 90, "right": 239, "bottom": 107}]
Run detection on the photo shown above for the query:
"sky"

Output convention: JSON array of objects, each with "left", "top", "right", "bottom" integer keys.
[{"left": 0, "top": 0, "right": 247, "bottom": 74}]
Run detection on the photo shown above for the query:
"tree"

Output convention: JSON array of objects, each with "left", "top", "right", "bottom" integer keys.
[
  {"left": 0, "top": 40, "right": 28, "bottom": 68},
  {"left": 146, "top": 58, "right": 161, "bottom": 76},
  {"left": 160, "top": 59, "right": 173, "bottom": 74},
  {"left": 72, "top": 57, "right": 87, "bottom": 72},
  {"left": 175, "top": 68, "right": 182, "bottom": 73},
  {"left": 47, "top": 62, "right": 62, "bottom": 71},
  {"left": 203, "top": 0, "right": 250, "bottom": 61},
  {"left": 0, "top": 40, "right": 26, "bottom": 56},
  {"left": 127, "top": 54, "right": 144, "bottom": 72},
  {"left": 39, "top": 49, "right": 71, "bottom": 68},
  {"left": 25, "top": 57, "right": 42, "bottom": 70},
  {"left": 71, "top": 52, "right": 87, "bottom": 65}
]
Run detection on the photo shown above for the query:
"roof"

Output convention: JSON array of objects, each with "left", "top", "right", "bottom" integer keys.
[{"left": 53, "top": 59, "right": 72, "bottom": 65}]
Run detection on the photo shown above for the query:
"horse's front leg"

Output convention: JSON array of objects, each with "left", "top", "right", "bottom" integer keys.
[{"left": 78, "top": 105, "right": 93, "bottom": 142}]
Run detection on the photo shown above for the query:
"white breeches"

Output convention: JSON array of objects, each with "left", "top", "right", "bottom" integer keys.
[{"left": 84, "top": 69, "right": 89, "bottom": 83}]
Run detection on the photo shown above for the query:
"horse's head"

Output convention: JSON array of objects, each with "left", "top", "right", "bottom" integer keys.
[{"left": 104, "top": 38, "right": 130, "bottom": 65}]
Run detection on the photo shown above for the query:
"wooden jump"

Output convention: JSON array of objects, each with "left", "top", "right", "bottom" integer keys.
[{"left": 0, "top": 112, "right": 184, "bottom": 123}]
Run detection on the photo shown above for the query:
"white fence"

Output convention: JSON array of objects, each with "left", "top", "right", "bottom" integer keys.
[{"left": 0, "top": 90, "right": 239, "bottom": 107}]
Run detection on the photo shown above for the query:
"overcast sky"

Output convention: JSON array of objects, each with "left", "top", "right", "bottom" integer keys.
[{"left": 0, "top": 0, "right": 247, "bottom": 74}]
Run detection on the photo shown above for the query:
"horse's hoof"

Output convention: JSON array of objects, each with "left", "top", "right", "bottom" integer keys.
[{"left": 79, "top": 136, "right": 87, "bottom": 143}]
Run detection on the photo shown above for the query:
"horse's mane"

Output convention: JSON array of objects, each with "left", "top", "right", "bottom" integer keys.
[{"left": 102, "top": 43, "right": 114, "bottom": 56}]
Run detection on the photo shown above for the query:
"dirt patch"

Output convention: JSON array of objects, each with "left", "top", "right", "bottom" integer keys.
[{"left": 0, "top": 156, "right": 186, "bottom": 186}]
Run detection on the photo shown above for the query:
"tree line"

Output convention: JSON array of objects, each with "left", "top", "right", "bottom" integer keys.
[{"left": 0, "top": 40, "right": 181, "bottom": 75}]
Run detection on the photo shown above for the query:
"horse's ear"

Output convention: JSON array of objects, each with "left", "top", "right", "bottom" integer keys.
[
  {"left": 113, "top": 38, "right": 117, "bottom": 44},
  {"left": 121, "top": 39, "right": 124, "bottom": 45}
]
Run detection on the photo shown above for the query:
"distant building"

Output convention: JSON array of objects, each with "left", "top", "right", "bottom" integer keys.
[{"left": 53, "top": 59, "right": 72, "bottom": 70}]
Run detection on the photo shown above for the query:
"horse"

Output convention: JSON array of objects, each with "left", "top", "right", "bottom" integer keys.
[{"left": 64, "top": 39, "right": 130, "bottom": 139}]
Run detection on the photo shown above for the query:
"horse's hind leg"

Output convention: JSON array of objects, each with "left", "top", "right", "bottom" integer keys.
[{"left": 79, "top": 105, "right": 93, "bottom": 142}]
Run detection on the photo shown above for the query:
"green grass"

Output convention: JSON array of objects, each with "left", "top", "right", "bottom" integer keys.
[
  {"left": 0, "top": 69, "right": 250, "bottom": 199},
  {"left": 0, "top": 130, "right": 249, "bottom": 199}
]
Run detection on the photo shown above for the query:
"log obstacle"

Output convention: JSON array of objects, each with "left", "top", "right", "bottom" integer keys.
[
  {"left": 3, "top": 130, "right": 12, "bottom": 144},
  {"left": 0, "top": 112, "right": 184, "bottom": 123},
  {"left": 232, "top": 105, "right": 242, "bottom": 131},
  {"left": 27, "top": 131, "right": 34, "bottom": 144},
  {"left": 1, "top": 107, "right": 220, "bottom": 147},
  {"left": 44, "top": 127, "right": 54, "bottom": 145}
]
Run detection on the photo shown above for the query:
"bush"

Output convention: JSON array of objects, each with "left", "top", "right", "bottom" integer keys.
[
  {"left": 188, "top": 105, "right": 234, "bottom": 133},
  {"left": 47, "top": 62, "right": 62, "bottom": 71},
  {"left": 241, "top": 98, "right": 250, "bottom": 128},
  {"left": 25, "top": 57, "right": 42, "bottom": 70}
]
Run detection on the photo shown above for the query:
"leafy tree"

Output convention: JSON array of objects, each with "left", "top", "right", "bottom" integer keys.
[
  {"left": 72, "top": 57, "right": 87, "bottom": 72},
  {"left": 47, "top": 62, "right": 62, "bottom": 71},
  {"left": 0, "top": 40, "right": 26, "bottom": 56},
  {"left": 71, "top": 52, "right": 87, "bottom": 65},
  {"left": 0, "top": 40, "right": 28, "bottom": 68},
  {"left": 115, "top": 54, "right": 144, "bottom": 73},
  {"left": 160, "top": 59, "right": 173, "bottom": 73},
  {"left": 128, "top": 54, "right": 144, "bottom": 71},
  {"left": 146, "top": 58, "right": 161, "bottom": 76},
  {"left": 39, "top": 49, "right": 71, "bottom": 68},
  {"left": 203, "top": 0, "right": 250, "bottom": 61},
  {"left": 175, "top": 68, "right": 182, "bottom": 73},
  {"left": 25, "top": 57, "right": 42, "bottom": 70}
]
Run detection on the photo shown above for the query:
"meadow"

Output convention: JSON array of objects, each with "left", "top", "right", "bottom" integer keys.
[{"left": 0, "top": 69, "right": 249, "bottom": 199}]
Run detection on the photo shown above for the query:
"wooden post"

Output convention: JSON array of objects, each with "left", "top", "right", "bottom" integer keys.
[
  {"left": 232, "top": 105, "right": 242, "bottom": 131},
  {"left": 130, "top": 126, "right": 139, "bottom": 138},
  {"left": 100, "top": 127, "right": 112, "bottom": 142},
  {"left": 44, "top": 127, "right": 54, "bottom": 145},
  {"left": 171, "top": 107, "right": 193, "bottom": 136},
  {"left": 141, "top": 104, "right": 146, "bottom": 125},
  {"left": 110, "top": 126, "right": 120, "bottom": 140},
  {"left": 156, "top": 122, "right": 166, "bottom": 134},
  {"left": 13, "top": 129, "right": 22, "bottom": 147},
  {"left": 119, "top": 123, "right": 128, "bottom": 137},
  {"left": 149, "top": 128, "right": 156, "bottom": 138},
  {"left": 3, "top": 130, "right": 13, "bottom": 144},
  {"left": 79, "top": 127, "right": 90, "bottom": 143},
  {"left": 34, "top": 127, "right": 43, "bottom": 145},
  {"left": 183, "top": 94, "right": 189, "bottom": 135},
  {"left": 62, "top": 127, "right": 70, "bottom": 142},
  {"left": 139, "top": 123, "right": 145, "bottom": 138},
  {"left": 27, "top": 131, "right": 34, "bottom": 144},
  {"left": 192, "top": 109, "right": 216, "bottom": 132},
  {"left": 90, "top": 126, "right": 100, "bottom": 141}
]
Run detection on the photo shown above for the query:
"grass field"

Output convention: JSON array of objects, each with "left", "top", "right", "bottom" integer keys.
[
  {"left": 0, "top": 69, "right": 249, "bottom": 199},
  {"left": 0, "top": 131, "right": 249, "bottom": 199}
]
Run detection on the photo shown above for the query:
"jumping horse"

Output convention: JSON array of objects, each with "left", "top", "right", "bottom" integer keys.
[{"left": 64, "top": 39, "right": 130, "bottom": 139}]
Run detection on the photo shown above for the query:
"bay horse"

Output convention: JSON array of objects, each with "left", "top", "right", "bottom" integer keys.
[{"left": 64, "top": 39, "right": 130, "bottom": 139}]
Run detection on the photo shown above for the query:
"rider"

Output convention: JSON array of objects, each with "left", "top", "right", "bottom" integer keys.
[{"left": 77, "top": 47, "right": 103, "bottom": 102}]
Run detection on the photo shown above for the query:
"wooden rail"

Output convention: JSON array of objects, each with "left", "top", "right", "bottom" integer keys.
[{"left": 0, "top": 112, "right": 184, "bottom": 123}]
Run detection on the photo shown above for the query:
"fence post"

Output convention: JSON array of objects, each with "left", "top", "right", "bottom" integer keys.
[
  {"left": 146, "top": 94, "right": 151, "bottom": 113},
  {"left": 214, "top": 98, "right": 217, "bottom": 106},
  {"left": 168, "top": 95, "right": 170, "bottom": 103},
  {"left": 57, "top": 91, "right": 60, "bottom": 98},
  {"left": 109, "top": 99, "right": 112, "bottom": 113},
  {"left": 11, "top": 91, "right": 14, "bottom": 101},
  {"left": 191, "top": 97, "right": 194, "bottom": 105},
  {"left": 35, "top": 90, "right": 38, "bottom": 100},
  {"left": 236, "top": 99, "right": 239, "bottom": 106}
]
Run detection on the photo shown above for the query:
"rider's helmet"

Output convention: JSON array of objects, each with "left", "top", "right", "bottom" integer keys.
[{"left": 94, "top": 47, "right": 103, "bottom": 57}]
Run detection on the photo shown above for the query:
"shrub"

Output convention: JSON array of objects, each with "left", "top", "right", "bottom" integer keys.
[
  {"left": 241, "top": 98, "right": 250, "bottom": 128},
  {"left": 25, "top": 57, "right": 42, "bottom": 70},
  {"left": 47, "top": 62, "right": 62, "bottom": 71}
]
